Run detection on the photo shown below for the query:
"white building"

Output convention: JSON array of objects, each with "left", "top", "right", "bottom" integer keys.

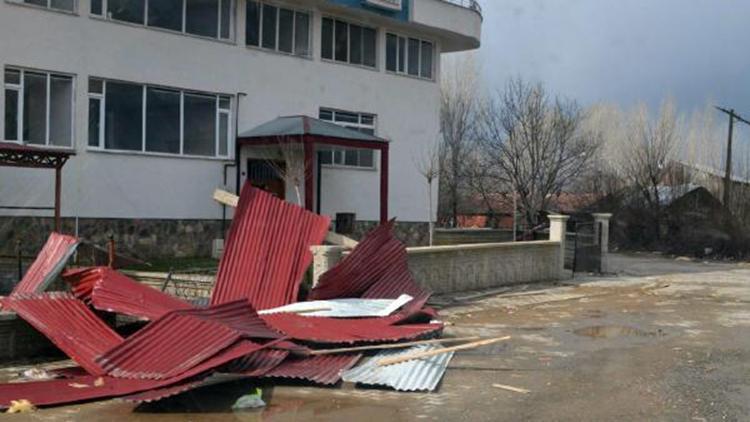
[{"left": 0, "top": 0, "right": 481, "bottom": 257}]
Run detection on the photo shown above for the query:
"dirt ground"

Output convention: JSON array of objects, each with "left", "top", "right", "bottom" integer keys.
[{"left": 2, "top": 253, "right": 750, "bottom": 421}]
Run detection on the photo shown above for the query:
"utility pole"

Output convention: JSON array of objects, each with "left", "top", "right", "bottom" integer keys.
[{"left": 715, "top": 106, "right": 750, "bottom": 206}]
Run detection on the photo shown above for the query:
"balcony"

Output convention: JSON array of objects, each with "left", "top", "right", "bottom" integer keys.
[{"left": 410, "top": 0, "right": 482, "bottom": 52}]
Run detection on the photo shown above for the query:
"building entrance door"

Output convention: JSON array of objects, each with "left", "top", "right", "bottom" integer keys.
[{"left": 247, "top": 159, "right": 285, "bottom": 200}]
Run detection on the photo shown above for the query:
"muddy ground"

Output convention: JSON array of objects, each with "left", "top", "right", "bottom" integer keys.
[{"left": 2, "top": 253, "right": 749, "bottom": 421}]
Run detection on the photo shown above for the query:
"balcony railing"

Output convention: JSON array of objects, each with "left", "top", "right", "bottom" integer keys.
[{"left": 439, "top": 0, "right": 482, "bottom": 16}]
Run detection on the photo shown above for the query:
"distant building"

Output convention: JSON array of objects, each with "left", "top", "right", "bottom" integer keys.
[{"left": 0, "top": 0, "right": 482, "bottom": 257}]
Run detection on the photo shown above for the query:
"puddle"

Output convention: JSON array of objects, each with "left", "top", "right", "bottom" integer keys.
[{"left": 573, "top": 325, "right": 663, "bottom": 339}]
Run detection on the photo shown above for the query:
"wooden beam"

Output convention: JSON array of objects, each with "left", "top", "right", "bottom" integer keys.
[
  {"left": 376, "top": 336, "right": 512, "bottom": 366},
  {"left": 212, "top": 189, "right": 359, "bottom": 248},
  {"left": 308, "top": 336, "right": 482, "bottom": 356}
]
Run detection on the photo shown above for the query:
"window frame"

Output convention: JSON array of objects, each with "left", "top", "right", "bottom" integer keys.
[
  {"left": 87, "top": 77, "right": 233, "bottom": 160},
  {"left": 4, "top": 66, "right": 75, "bottom": 149},
  {"left": 385, "top": 32, "right": 436, "bottom": 81},
  {"left": 321, "top": 17, "right": 378, "bottom": 70},
  {"left": 245, "top": 1, "right": 312, "bottom": 58},
  {"left": 7, "top": 0, "right": 77, "bottom": 14},
  {"left": 318, "top": 108, "right": 377, "bottom": 170},
  {"left": 89, "top": 0, "right": 235, "bottom": 43}
]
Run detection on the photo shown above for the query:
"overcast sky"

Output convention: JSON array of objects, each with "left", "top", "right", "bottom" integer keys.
[{"left": 472, "top": 0, "right": 750, "bottom": 116}]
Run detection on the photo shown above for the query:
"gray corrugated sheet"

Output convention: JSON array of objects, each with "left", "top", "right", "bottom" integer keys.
[
  {"left": 237, "top": 115, "right": 387, "bottom": 143},
  {"left": 341, "top": 344, "right": 453, "bottom": 392},
  {"left": 258, "top": 294, "right": 413, "bottom": 318}
]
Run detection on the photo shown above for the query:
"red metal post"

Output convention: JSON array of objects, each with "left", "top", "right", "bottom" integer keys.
[
  {"left": 380, "top": 144, "right": 389, "bottom": 224},
  {"left": 304, "top": 139, "right": 314, "bottom": 211},
  {"left": 54, "top": 164, "right": 62, "bottom": 232}
]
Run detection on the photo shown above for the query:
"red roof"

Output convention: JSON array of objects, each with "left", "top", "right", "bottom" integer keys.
[
  {"left": 261, "top": 312, "right": 442, "bottom": 344},
  {"left": 310, "top": 220, "right": 429, "bottom": 301},
  {"left": 210, "top": 184, "right": 330, "bottom": 309},
  {"left": 11, "top": 233, "right": 78, "bottom": 295},
  {"left": 4, "top": 293, "right": 122, "bottom": 375},
  {"left": 264, "top": 354, "right": 362, "bottom": 385},
  {"left": 63, "top": 267, "right": 193, "bottom": 320}
]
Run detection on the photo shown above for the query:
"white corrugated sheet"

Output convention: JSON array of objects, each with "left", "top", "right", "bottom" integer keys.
[
  {"left": 258, "top": 294, "right": 413, "bottom": 318},
  {"left": 341, "top": 344, "right": 453, "bottom": 392}
]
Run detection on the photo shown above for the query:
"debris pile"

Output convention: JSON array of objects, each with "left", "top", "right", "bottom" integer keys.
[{"left": 0, "top": 183, "right": 506, "bottom": 410}]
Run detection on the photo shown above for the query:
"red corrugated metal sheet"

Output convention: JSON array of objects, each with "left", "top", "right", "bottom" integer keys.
[
  {"left": 210, "top": 184, "right": 330, "bottom": 309},
  {"left": 309, "top": 220, "right": 429, "bottom": 301},
  {"left": 4, "top": 292, "right": 122, "bottom": 375},
  {"left": 263, "top": 354, "right": 361, "bottom": 385},
  {"left": 96, "top": 301, "right": 285, "bottom": 379},
  {"left": 0, "top": 339, "right": 267, "bottom": 409},
  {"left": 63, "top": 267, "right": 193, "bottom": 320},
  {"left": 11, "top": 233, "right": 78, "bottom": 295},
  {"left": 223, "top": 349, "right": 290, "bottom": 376},
  {"left": 261, "top": 313, "right": 443, "bottom": 344}
]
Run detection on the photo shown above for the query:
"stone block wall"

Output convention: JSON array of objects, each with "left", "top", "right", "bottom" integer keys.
[
  {"left": 0, "top": 217, "right": 224, "bottom": 260},
  {"left": 407, "top": 241, "right": 562, "bottom": 294}
]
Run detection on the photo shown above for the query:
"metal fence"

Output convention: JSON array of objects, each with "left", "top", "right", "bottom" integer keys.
[{"left": 440, "top": 0, "right": 482, "bottom": 15}]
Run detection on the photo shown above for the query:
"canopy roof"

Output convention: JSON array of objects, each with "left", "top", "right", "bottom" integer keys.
[
  {"left": 0, "top": 142, "right": 74, "bottom": 169},
  {"left": 238, "top": 115, "right": 388, "bottom": 146}
]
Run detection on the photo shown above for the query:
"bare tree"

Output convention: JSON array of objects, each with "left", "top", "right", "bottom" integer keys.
[
  {"left": 439, "top": 55, "right": 479, "bottom": 226},
  {"left": 474, "top": 78, "right": 601, "bottom": 229},
  {"left": 260, "top": 138, "right": 305, "bottom": 205},
  {"left": 413, "top": 142, "right": 440, "bottom": 245},
  {"left": 619, "top": 100, "right": 678, "bottom": 240}
]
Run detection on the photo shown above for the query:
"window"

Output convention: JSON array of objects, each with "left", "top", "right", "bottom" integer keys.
[
  {"left": 91, "top": 0, "right": 234, "bottom": 41},
  {"left": 318, "top": 108, "right": 376, "bottom": 168},
  {"left": 4, "top": 68, "right": 73, "bottom": 147},
  {"left": 10, "top": 0, "right": 75, "bottom": 12},
  {"left": 245, "top": 2, "right": 311, "bottom": 57},
  {"left": 386, "top": 33, "right": 434, "bottom": 79},
  {"left": 88, "top": 77, "right": 231, "bottom": 158},
  {"left": 321, "top": 18, "right": 377, "bottom": 68}
]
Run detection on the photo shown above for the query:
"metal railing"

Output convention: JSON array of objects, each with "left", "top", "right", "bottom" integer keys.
[{"left": 439, "top": 0, "right": 482, "bottom": 15}]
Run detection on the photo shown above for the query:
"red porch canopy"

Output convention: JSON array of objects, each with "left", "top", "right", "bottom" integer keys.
[
  {"left": 237, "top": 116, "right": 389, "bottom": 223},
  {"left": 0, "top": 142, "right": 74, "bottom": 232}
]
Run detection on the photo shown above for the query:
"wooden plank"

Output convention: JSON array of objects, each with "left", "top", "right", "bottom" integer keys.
[
  {"left": 376, "top": 336, "right": 512, "bottom": 366},
  {"left": 492, "top": 383, "right": 531, "bottom": 394},
  {"left": 308, "top": 336, "right": 482, "bottom": 356},
  {"left": 213, "top": 188, "right": 359, "bottom": 248}
]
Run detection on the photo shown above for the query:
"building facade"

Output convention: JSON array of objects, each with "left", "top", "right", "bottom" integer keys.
[{"left": 0, "top": 0, "right": 481, "bottom": 257}]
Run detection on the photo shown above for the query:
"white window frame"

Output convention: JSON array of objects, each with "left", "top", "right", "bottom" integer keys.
[
  {"left": 87, "top": 77, "right": 232, "bottom": 159},
  {"left": 385, "top": 32, "right": 435, "bottom": 81},
  {"left": 4, "top": 67, "right": 75, "bottom": 148},
  {"left": 7, "top": 0, "right": 77, "bottom": 13},
  {"left": 90, "top": 0, "right": 235, "bottom": 42},
  {"left": 245, "top": 1, "right": 312, "bottom": 57},
  {"left": 319, "top": 108, "right": 377, "bottom": 170},
  {"left": 321, "top": 17, "right": 378, "bottom": 69}
]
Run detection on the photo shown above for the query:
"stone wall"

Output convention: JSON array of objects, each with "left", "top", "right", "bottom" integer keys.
[
  {"left": 351, "top": 221, "right": 429, "bottom": 247},
  {"left": 0, "top": 217, "right": 225, "bottom": 260},
  {"left": 407, "top": 241, "right": 562, "bottom": 294}
]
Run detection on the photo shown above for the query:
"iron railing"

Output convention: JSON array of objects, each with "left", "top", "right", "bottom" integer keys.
[{"left": 439, "top": 0, "right": 482, "bottom": 15}]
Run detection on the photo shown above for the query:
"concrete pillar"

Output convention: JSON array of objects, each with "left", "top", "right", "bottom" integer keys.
[
  {"left": 310, "top": 245, "right": 345, "bottom": 287},
  {"left": 592, "top": 213, "right": 613, "bottom": 273},
  {"left": 548, "top": 214, "right": 570, "bottom": 279}
]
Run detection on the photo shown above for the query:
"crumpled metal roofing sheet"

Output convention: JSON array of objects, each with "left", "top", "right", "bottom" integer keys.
[
  {"left": 5, "top": 292, "right": 123, "bottom": 375},
  {"left": 64, "top": 267, "right": 193, "bottom": 320},
  {"left": 310, "top": 220, "right": 429, "bottom": 301},
  {"left": 210, "top": 184, "right": 330, "bottom": 310},
  {"left": 0, "top": 339, "right": 267, "bottom": 409},
  {"left": 223, "top": 349, "right": 289, "bottom": 376},
  {"left": 97, "top": 314, "right": 239, "bottom": 380},
  {"left": 263, "top": 354, "right": 361, "bottom": 385},
  {"left": 341, "top": 344, "right": 454, "bottom": 392},
  {"left": 11, "top": 232, "right": 78, "bottom": 295},
  {"left": 261, "top": 313, "right": 443, "bottom": 344},
  {"left": 259, "top": 294, "right": 413, "bottom": 318},
  {"left": 96, "top": 300, "right": 285, "bottom": 379}
]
